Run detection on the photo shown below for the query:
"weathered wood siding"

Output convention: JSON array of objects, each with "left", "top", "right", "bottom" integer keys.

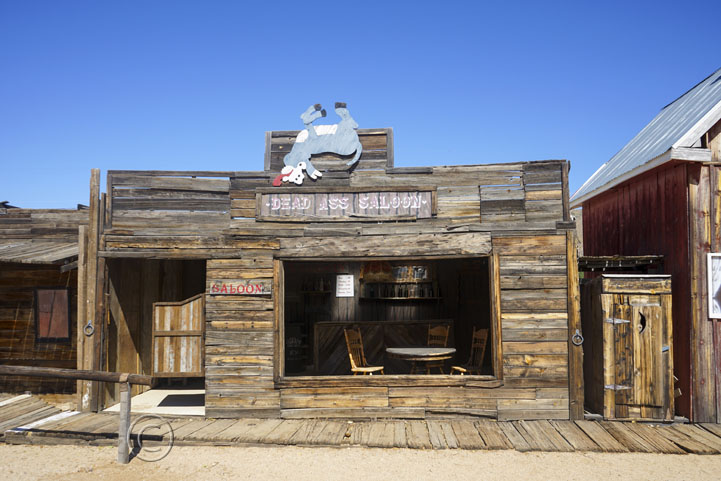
[
  {"left": 265, "top": 128, "right": 394, "bottom": 173},
  {"left": 494, "top": 234, "right": 570, "bottom": 420},
  {"left": 0, "top": 208, "right": 87, "bottom": 240},
  {"left": 0, "top": 263, "right": 78, "bottom": 393},
  {"left": 99, "top": 159, "right": 574, "bottom": 420},
  {"left": 0, "top": 208, "right": 87, "bottom": 393},
  {"left": 205, "top": 254, "right": 279, "bottom": 417},
  {"left": 582, "top": 161, "right": 721, "bottom": 423}
]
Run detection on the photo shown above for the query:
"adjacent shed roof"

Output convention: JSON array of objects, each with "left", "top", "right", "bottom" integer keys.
[
  {"left": 0, "top": 240, "right": 78, "bottom": 265},
  {"left": 0, "top": 208, "right": 87, "bottom": 267},
  {"left": 572, "top": 67, "right": 721, "bottom": 207}
]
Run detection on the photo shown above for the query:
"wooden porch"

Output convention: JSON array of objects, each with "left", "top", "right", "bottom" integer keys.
[{"left": 3, "top": 397, "right": 721, "bottom": 454}]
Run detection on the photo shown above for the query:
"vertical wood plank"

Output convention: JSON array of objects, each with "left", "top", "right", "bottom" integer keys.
[
  {"left": 711, "top": 165, "right": 721, "bottom": 423},
  {"left": 93, "top": 257, "right": 107, "bottom": 406},
  {"left": 561, "top": 161, "right": 570, "bottom": 222},
  {"left": 264, "top": 131, "right": 272, "bottom": 171},
  {"left": 490, "top": 250, "right": 503, "bottom": 380},
  {"left": 689, "top": 164, "right": 715, "bottom": 422},
  {"left": 81, "top": 169, "right": 100, "bottom": 412},
  {"left": 106, "top": 172, "right": 114, "bottom": 229},
  {"left": 566, "top": 230, "right": 583, "bottom": 419},
  {"left": 274, "top": 258, "right": 284, "bottom": 380},
  {"left": 76, "top": 225, "right": 88, "bottom": 405},
  {"left": 614, "top": 299, "right": 633, "bottom": 407},
  {"left": 601, "top": 294, "right": 615, "bottom": 419},
  {"left": 662, "top": 294, "right": 675, "bottom": 421},
  {"left": 385, "top": 128, "right": 394, "bottom": 168}
]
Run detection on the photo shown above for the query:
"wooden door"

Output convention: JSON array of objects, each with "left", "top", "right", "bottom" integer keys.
[
  {"left": 152, "top": 294, "right": 205, "bottom": 377},
  {"left": 610, "top": 294, "right": 664, "bottom": 416}
]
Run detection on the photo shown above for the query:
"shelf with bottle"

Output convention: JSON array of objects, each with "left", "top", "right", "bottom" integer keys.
[
  {"left": 360, "top": 280, "right": 441, "bottom": 300},
  {"left": 299, "top": 275, "right": 334, "bottom": 294}
]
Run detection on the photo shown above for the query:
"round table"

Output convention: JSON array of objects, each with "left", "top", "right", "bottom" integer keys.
[{"left": 386, "top": 347, "right": 456, "bottom": 374}]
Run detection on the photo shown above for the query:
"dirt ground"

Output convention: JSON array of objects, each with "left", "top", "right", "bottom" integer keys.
[{"left": 1, "top": 444, "right": 721, "bottom": 481}]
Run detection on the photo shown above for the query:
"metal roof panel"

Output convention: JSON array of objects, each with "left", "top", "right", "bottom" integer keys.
[{"left": 572, "top": 67, "right": 721, "bottom": 204}]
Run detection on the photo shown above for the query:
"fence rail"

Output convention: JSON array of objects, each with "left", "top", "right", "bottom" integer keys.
[{"left": 0, "top": 365, "right": 154, "bottom": 464}]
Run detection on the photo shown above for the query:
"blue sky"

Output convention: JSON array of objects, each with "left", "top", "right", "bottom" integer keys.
[{"left": 1, "top": 1, "right": 720, "bottom": 208}]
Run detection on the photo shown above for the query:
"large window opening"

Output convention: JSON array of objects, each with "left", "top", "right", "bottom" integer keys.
[{"left": 283, "top": 258, "right": 494, "bottom": 377}]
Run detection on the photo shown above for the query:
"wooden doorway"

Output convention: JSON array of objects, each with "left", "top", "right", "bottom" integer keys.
[{"left": 104, "top": 259, "right": 206, "bottom": 407}]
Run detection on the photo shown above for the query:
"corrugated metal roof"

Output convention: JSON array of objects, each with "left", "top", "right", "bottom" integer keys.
[
  {"left": 572, "top": 67, "right": 721, "bottom": 204},
  {"left": 0, "top": 240, "right": 78, "bottom": 265}
]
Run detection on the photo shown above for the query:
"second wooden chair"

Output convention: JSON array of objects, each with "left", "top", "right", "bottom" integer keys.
[{"left": 451, "top": 327, "right": 489, "bottom": 375}]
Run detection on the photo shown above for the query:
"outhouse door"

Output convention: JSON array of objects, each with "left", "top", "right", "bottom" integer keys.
[
  {"left": 607, "top": 294, "right": 665, "bottom": 417},
  {"left": 152, "top": 293, "right": 205, "bottom": 377}
]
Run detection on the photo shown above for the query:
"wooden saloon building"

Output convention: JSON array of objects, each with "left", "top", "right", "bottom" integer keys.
[
  {"left": 77, "top": 113, "right": 582, "bottom": 421},
  {"left": 572, "top": 67, "right": 721, "bottom": 423}
]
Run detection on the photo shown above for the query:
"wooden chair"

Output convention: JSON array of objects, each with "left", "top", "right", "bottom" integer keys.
[
  {"left": 451, "top": 328, "right": 489, "bottom": 375},
  {"left": 424, "top": 324, "right": 450, "bottom": 374},
  {"left": 343, "top": 328, "right": 384, "bottom": 375}
]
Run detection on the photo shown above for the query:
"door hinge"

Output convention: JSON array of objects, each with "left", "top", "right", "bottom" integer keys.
[
  {"left": 604, "top": 384, "right": 632, "bottom": 391},
  {"left": 604, "top": 317, "right": 630, "bottom": 325}
]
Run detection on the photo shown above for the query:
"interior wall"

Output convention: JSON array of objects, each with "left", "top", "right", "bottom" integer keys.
[{"left": 105, "top": 258, "right": 205, "bottom": 405}]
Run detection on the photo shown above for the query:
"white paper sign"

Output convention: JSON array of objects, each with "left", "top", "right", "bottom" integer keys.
[
  {"left": 708, "top": 254, "right": 721, "bottom": 318},
  {"left": 336, "top": 274, "right": 354, "bottom": 298}
]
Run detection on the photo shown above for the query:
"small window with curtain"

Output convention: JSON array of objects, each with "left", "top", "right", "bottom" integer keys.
[{"left": 35, "top": 288, "right": 71, "bottom": 342}]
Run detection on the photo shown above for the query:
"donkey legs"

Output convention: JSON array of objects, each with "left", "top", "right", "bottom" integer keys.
[
  {"left": 300, "top": 104, "right": 326, "bottom": 138},
  {"left": 306, "top": 157, "right": 323, "bottom": 180}
]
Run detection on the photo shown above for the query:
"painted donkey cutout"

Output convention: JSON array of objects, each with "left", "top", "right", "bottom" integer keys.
[{"left": 273, "top": 103, "right": 362, "bottom": 186}]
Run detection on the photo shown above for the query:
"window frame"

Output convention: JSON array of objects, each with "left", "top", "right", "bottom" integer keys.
[
  {"left": 275, "top": 255, "right": 502, "bottom": 384},
  {"left": 34, "top": 287, "right": 71, "bottom": 343}
]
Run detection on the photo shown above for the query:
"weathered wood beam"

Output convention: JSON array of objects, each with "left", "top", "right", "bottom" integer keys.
[{"left": 0, "top": 365, "right": 153, "bottom": 385}]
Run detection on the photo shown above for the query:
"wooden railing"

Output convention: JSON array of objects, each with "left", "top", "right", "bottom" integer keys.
[{"left": 0, "top": 365, "right": 153, "bottom": 464}]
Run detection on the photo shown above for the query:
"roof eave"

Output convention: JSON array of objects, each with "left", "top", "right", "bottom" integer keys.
[
  {"left": 570, "top": 147, "right": 712, "bottom": 208},
  {"left": 673, "top": 99, "right": 721, "bottom": 149}
]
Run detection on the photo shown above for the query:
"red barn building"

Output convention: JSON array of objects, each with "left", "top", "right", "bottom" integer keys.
[{"left": 572, "top": 67, "right": 721, "bottom": 422}]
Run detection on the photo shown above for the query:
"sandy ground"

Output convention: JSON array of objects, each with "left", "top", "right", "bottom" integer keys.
[{"left": 1, "top": 444, "right": 721, "bottom": 481}]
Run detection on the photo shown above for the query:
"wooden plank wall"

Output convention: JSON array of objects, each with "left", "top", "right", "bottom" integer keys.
[
  {"left": 0, "top": 208, "right": 87, "bottom": 240},
  {"left": 99, "top": 160, "right": 573, "bottom": 420},
  {"left": 0, "top": 263, "right": 78, "bottom": 393},
  {"left": 108, "top": 171, "right": 231, "bottom": 234},
  {"left": 265, "top": 128, "right": 393, "bottom": 173},
  {"left": 0, "top": 208, "right": 87, "bottom": 394},
  {"left": 493, "top": 234, "right": 570, "bottom": 420},
  {"left": 204, "top": 252, "right": 279, "bottom": 418}
]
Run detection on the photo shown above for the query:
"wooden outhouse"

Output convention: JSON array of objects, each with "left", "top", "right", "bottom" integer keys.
[
  {"left": 0, "top": 205, "right": 87, "bottom": 393},
  {"left": 572, "top": 67, "right": 721, "bottom": 422},
  {"left": 581, "top": 275, "right": 674, "bottom": 421},
  {"left": 77, "top": 124, "right": 582, "bottom": 421}
]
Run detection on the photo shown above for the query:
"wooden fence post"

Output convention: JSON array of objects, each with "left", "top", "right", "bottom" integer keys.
[{"left": 117, "top": 378, "right": 131, "bottom": 464}]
